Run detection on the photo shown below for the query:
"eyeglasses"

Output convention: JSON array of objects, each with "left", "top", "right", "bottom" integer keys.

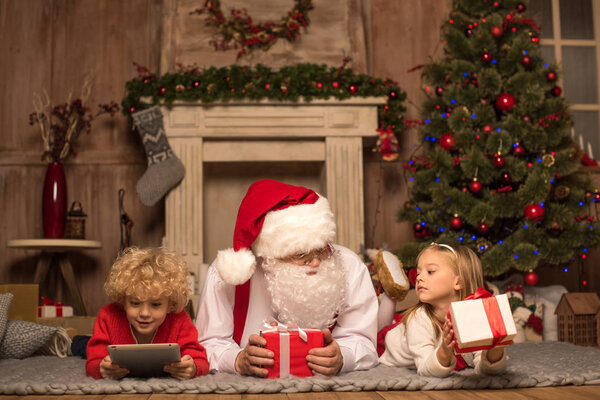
[{"left": 282, "top": 244, "right": 333, "bottom": 265}]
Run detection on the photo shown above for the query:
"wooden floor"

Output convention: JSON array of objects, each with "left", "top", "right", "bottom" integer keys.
[{"left": 1, "top": 386, "right": 599, "bottom": 400}]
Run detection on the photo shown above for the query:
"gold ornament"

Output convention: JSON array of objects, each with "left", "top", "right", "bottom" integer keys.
[
  {"left": 554, "top": 185, "right": 570, "bottom": 199},
  {"left": 476, "top": 237, "right": 492, "bottom": 253},
  {"left": 542, "top": 154, "right": 555, "bottom": 167},
  {"left": 175, "top": 84, "right": 185, "bottom": 93}
]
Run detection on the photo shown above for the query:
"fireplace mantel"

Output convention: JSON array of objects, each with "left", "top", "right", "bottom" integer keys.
[{"left": 161, "top": 97, "right": 386, "bottom": 285}]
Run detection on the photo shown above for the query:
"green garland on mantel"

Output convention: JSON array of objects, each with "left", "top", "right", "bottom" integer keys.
[{"left": 122, "top": 62, "right": 407, "bottom": 160}]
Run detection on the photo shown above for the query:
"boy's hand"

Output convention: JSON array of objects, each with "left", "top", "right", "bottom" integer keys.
[
  {"left": 164, "top": 354, "right": 197, "bottom": 380},
  {"left": 100, "top": 355, "right": 129, "bottom": 379},
  {"left": 436, "top": 317, "right": 456, "bottom": 367},
  {"left": 306, "top": 329, "right": 343, "bottom": 377}
]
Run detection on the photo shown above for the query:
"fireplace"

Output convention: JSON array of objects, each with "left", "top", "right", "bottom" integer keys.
[{"left": 161, "top": 97, "right": 385, "bottom": 290}]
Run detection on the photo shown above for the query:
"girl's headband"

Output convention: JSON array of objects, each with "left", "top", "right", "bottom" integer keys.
[{"left": 430, "top": 242, "right": 457, "bottom": 256}]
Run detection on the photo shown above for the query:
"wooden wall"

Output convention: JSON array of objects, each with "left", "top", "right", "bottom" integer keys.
[{"left": 0, "top": 0, "right": 597, "bottom": 316}]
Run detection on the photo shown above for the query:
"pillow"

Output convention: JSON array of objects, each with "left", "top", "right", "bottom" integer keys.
[
  {"left": 524, "top": 285, "right": 568, "bottom": 341},
  {"left": 0, "top": 319, "right": 61, "bottom": 359},
  {"left": 0, "top": 293, "right": 13, "bottom": 341}
]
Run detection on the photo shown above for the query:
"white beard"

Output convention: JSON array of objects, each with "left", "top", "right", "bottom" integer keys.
[{"left": 261, "top": 251, "right": 347, "bottom": 330}]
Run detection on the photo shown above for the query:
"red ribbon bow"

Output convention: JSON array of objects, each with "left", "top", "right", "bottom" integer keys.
[{"left": 40, "top": 296, "right": 64, "bottom": 316}]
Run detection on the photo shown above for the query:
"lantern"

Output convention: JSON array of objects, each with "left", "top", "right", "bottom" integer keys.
[{"left": 65, "top": 201, "right": 87, "bottom": 239}]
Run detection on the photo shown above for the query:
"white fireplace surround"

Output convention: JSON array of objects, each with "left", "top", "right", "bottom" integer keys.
[{"left": 161, "top": 97, "right": 386, "bottom": 292}]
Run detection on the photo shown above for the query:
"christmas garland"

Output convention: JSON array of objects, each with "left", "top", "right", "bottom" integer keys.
[
  {"left": 190, "top": 0, "right": 314, "bottom": 59},
  {"left": 122, "top": 62, "right": 407, "bottom": 161}
]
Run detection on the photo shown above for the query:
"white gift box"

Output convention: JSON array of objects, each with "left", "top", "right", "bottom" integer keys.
[
  {"left": 38, "top": 304, "right": 74, "bottom": 318},
  {"left": 449, "top": 293, "right": 517, "bottom": 353}
]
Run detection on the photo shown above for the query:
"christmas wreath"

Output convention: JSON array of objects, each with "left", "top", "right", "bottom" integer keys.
[
  {"left": 122, "top": 62, "right": 406, "bottom": 161},
  {"left": 190, "top": 0, "right": 314, "bottom": 59}
]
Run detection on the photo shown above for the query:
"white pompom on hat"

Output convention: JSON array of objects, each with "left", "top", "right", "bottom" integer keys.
[{"left": 216, "top": 179, "right": 336, "bottom": 285}]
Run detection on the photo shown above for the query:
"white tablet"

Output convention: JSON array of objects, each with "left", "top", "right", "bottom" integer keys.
[{"left": 107, "top": 343, "right": 181, "bottom": 377}]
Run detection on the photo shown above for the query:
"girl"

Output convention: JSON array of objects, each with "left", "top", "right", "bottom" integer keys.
[
  {"left": 378, "top": 243, "right": 506, "bottom": 377},
  {"left": 86, "top": 247, "right": 209, "bottom": 379}
]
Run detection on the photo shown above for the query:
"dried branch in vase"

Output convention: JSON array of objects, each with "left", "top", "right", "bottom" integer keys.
[{"left": 29, "top": 76, "right": 120, "bottom": 163}]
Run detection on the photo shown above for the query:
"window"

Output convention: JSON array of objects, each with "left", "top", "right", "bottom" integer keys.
[{"left": 529, "top": 0, "right": 600, "bottom": 158}]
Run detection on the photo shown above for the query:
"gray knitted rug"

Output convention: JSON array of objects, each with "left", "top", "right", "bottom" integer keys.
[{"left": 1, "top": 342, "right": 599, "bottom": 395}]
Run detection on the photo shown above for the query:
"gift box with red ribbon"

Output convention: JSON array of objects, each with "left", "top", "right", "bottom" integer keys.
[
  {"left": 261, "top": 323, "right": 324, "bottom": 379},
  {"left": 448, "top": 287, "right": 517, "bottom": 353},
  {"left": 37, "top": 296, "right": 74, "bottom": 318}
]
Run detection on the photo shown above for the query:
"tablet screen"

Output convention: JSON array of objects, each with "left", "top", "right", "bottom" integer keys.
[{"left": 107, "top": 343, "right": 181, "bottom": 377}]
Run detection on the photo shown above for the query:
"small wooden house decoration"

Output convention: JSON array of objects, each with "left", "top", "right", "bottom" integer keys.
[{"left": 555, "top": 292, "right": 600, "bottom": 347}]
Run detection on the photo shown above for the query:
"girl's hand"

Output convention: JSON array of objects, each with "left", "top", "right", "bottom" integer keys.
[
  {"left": 100, "top": 355, "right": 129, "bottom": 379},
  {"left": 436, "top": 317, "right": 455, "bottom": 367},
  {"left": 164, "top": 354, "right": 197, "bottom": 380},
  {"left": 486, "top": 346, "right": 505, "bottom": 364}
]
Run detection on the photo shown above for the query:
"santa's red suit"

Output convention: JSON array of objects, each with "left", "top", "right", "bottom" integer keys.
[{"left": 195, "top": 244, "right": 378, "bottom": 373}]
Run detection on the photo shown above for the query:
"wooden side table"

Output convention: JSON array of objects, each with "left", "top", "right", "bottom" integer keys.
[{"left": 6, "top": 239, "right": 102, "bottom": 316}]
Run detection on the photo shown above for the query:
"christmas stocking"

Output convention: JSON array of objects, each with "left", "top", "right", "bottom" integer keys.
[{"left": 131, "top": 106, "right": 185, "bottom": 206}]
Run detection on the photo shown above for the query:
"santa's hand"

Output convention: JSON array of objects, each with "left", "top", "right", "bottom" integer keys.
[
  {"left": 306, "top": 329, "right": 343, "bottom": 377},
  {"left": 234, "top": 334, "right": 274, "bottom": 377},
  {"left": 100, "top": 355, "right": 129, "bottom": 379},
  {"left": 164, "top": 354, "right": 196, "bottom": 380}
]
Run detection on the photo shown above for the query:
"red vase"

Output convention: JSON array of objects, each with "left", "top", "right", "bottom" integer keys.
[{"left": 43, "top": 161, "right": 67, "bottom": 238}]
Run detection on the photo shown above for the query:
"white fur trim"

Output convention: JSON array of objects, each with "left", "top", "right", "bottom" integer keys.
[
  {"left": 253, "top": 196, "right": 336, "bottom": 259},
  {"left": 216, "top": 248, "right": 256, "bottom": 285}
]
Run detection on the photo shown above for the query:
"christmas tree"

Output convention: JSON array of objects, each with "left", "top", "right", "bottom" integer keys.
[{"left": 398, "top": 0, "right": 600, "bottom": 277}]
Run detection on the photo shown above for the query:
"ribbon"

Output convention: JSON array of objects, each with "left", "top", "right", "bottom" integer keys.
[
  {"left": 261, "top": 319, "right": 312, "bottom": 378},
  {"left": 448, "top": 287, "right": 513, "bottom": 353}
]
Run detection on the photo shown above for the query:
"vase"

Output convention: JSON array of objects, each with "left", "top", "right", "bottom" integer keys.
[{"left": 42, "top": 161, "right": 67, "bottom": 238}]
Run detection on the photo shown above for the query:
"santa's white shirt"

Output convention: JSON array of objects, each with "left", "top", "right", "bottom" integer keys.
[{"left": 196, "top": 244, "right": 379, "bottom": 374}]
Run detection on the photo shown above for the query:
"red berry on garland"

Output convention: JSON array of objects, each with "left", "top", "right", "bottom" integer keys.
[
  {"left": 128, "top": 106, "right": 137, "bottom": 114},
  {"left": 332, "top": 81, "right": 340, "bottom": 89},
  {"left": 469, "top": 178, "right": 483, "bottom": 194},
  {"left": 491, "top": 25, "right": 503, "bottom": 38},
  {"left": 546, "top": 71, "right": 557, "bottom": 82},
  {"left": 496, "top": 93, "right": 516, "bottom": 111},
  {"left": 143, "top": 77, "right": 152, "bottom": 84},
  {"left": 482, "top": 125, "right": 493, "bottom": 134},
  {"left": 514, "top": 144, "right": 526, "bottom": 156},
  {"left": 481, "top": 51, "right": 492, "bottom": 64},
  {"left": 523, "top": 115, "right": 531, "bottom": 122},
  {"left": 158, "top": 87, "right": 166, "bottom": 95},
  {"left": 524, "top": 270, "right": 539, "bottom": 286},
  {"left": 435, "top": 86, "right": 444, "bottom": 97},
  {"left": 388, "top": 90, "right": 398, "bottom": 99},
  {"left": 465, "top": 28, "right": 473, "bottom": 37},
  {"left": 450, "top": 215, "right": 464, "bottom": 230},
  {"left": 440, "top": 132, "right": 456, "bottom": 151},
  {"left": 493, "top": 153, "right": 505, "bottom": 167},
  {"left": 516, "top": 2, "right": 526, "bottom": 12},
  {"left": 551, "top": 86, "right": 562, "bottom": 97},
  {"left": 265, "top": 83, "right": 271, "bottom": 90},
  {"left": 478, "top": 222, "right": 490, "bottom": 235},
  {"left": 531, "top": 34, "right": 540, "bottom": 44},
  {"left": 524, "top": 203, "right": 545, "bottom": 221},
  {"left": 500, "top": 171, "right": 511, "bottom": 184},
  {"left": 522, "top": 55, "right": 533, "bottom": 67}
]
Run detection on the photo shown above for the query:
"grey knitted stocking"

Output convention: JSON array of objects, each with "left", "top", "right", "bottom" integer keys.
[{"left": 131, "top": 106, "right": 185, "bottom": 206}]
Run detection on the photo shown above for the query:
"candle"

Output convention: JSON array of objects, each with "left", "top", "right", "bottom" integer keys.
[
  {"left": 579, "top": 135, "right": 584, "bottom": 149},
  {"left": 587, "top": 142, "right": 594, "bottom": 159},
  {"left": 571, "top": 127, "right": 575, "bottom": 138}
]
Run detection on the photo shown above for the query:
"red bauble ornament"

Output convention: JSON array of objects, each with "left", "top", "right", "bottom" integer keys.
[
  {"left": 158, "top": 87, "right": 166, "bottom": 95},
  {"left": 546, "top": 71, "right": 557, "bottom": 82},
  {"left": 316, "top": 82, "right": 323, "bottom": 89},
  {"left": 491, "top": 25, "right": 503, "bottom": 38},
  {"left": 349, "top": 84, "right": 358, "bottom": 94},
  {"left": 482, "top": 125, "right": 493, "bottom": 134},
  {"left": 522, "top": 56, "right": 533, "bottom": 67},
  {"left": 477, "top": 222, "right": 490, "bottom": 235},
  {"left": 531, "top": 34, "right": 540, "bottom": 44},
  {"left": 388, "top": 90, "right": 398, "bottom": 99},
  {"left": 524, "top": 203, "right": 545, "bottom": 221},
  {"left": 516, "top": 2, "right": 526, "bottom": 12},
  {"left": 551, "top": 86, "right": 562, "bottom": 97},
  {"left": 128, "top": 106, "right": 137, "bottom": 114},
  {"left": 469, "top": 178, "right": 483, "bottom": 194},
  {"left": 265, "top": 83, "right": 271, "bottom": 90},
  {"left": 524, "top": 270, "right": 539, "bottom": 286},
  {"left": 523, "top": 115, "right": 531, "bottom": 122},
  {"left": 440, "top": 132, "right": 456, "bottom": 151},
  {"left": 514, "top": 144, "right": 526, "bottom": 156},
  {"left": 481, "top": 52, "right": 492, "bottom": 64},
  {"left": 465, "top": 28, "right": 473, "bottom": 37},
  {"left": 435, "top": 86, "right": 444, "bottom": 97},
  {"left": 493, "top": 153, "right": 505, "bottom": 167},
  {"left": 332, "top": 81, "right": 340, "bottom": 89},
  {"left": 500, "top": 171, "right": 511, "bottom": 184},
  {"left": 450, "top": 215, "right": 464, "bottom": 230},
  {"left": 496, "top": 93, "right": 517, "bottom": 111},
  {"left": 408, "top": 268, "right": 417, "bottom": 287}
]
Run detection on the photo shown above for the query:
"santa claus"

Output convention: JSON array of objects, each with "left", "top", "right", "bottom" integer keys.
[{"left": 196, "top": 179, "right": 378, "bottom": 377}]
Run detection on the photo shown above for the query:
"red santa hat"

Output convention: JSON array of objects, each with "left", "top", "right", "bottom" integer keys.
[{"left": 216, "top": 179, "right": 336, "bottom": 285}]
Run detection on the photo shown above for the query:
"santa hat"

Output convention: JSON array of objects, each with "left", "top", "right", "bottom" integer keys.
[{"left": 216, "top": 179, "right": 336, "bottom": 285}]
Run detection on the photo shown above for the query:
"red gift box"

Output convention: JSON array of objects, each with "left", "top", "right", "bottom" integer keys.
[{"left": 261, "top": 325, "right": 324, "bottom": 379}]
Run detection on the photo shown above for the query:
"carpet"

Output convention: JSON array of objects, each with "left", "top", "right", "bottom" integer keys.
[{"left": 1, "top": 342, "right": 599, "bottom": 395}]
